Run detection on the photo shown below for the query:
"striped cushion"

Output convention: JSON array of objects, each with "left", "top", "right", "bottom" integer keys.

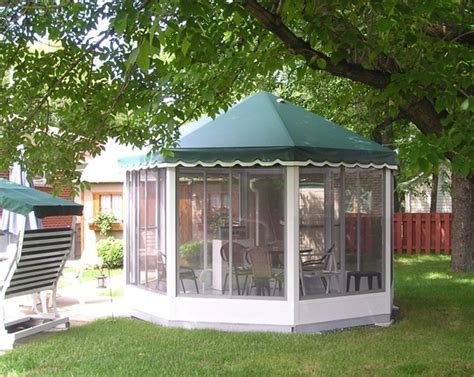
[{"left": 4, "top": 228, "right": 72, "bottom": 298}]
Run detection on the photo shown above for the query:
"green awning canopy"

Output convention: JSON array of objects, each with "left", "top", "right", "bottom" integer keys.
[
  {"left": 0, "top": 178, "right": 83, "bottom": 218},
  {"left": 120, "top": 92, "right": 398, "bottom": 170}
]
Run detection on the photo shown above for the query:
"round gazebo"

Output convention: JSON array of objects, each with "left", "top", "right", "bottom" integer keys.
[{"left": 121, "top": 92, "right": 398, "bottom": 332}]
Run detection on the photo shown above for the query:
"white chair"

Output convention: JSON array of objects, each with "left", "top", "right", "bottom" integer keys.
[
  {"left": 0, "top": 228, "right": 73, "bottom": 350},
  {"left": 299, "top": 244, "right": 340, "bottom": 296}
]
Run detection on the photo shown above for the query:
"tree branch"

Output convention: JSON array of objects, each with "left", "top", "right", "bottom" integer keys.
[
  {"left": 400, "top": 98, "right": 444, "bottom": 136},
  {"left": 21, "top": 32, "right": 109, "bottom": 130},
  {"left": 240, "top": 0, "right": 446, "bottom": 139},
  {"left": 424, "top": 24, "right": 474, "bottom": 46},
  {"left": 240, "top": 0, "right": 390, "bottom": 89}
]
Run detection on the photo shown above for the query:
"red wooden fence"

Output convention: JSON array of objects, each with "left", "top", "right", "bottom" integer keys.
[{"left": 393, "top": 213, "right": 452, "bottom": 254}]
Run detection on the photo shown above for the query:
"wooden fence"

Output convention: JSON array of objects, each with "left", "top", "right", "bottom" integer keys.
[{"left": 393, "top": 213, "right": 452, "bottom": 254}]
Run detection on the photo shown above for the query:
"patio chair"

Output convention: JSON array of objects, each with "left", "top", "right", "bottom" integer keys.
[
  {"left": 0, "top": 228, "right": 73, "bottom": 349},
  {"left": 246, "top": 247, "right": 284, "bottom": 296},
  {"left": 160, "top": 252, "right": 199, "bottom": 294},
  {"left": 220, "top": 242, "right": 252, "bottom": 295},
  {"left": 299, "top": 244, "right": 339, "bottom": 296}
]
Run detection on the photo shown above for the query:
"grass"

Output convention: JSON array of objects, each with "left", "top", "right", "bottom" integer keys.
[{"left": 1, "top": 255, "right": 473, "bottom": 376}]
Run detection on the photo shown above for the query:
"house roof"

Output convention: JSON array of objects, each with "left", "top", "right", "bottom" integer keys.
[
  {"left": 120, "top": 91, "right": 398, "bottom": 170},
  {"left": 81, "top": 139, "right": 147, "bottom": 183}
]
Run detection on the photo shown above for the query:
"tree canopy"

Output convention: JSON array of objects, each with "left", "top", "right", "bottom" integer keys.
[{"left": 0, "top": 1, "right": 472, "bottom": 270}]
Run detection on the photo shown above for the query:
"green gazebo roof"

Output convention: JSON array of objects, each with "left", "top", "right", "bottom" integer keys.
[{"left": 121, "top": 92, "right": 398, "bottom": 170}]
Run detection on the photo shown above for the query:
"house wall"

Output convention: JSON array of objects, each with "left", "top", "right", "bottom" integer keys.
[
  {"left": 82, "top": 182, "right": 123, "bottom": 265},
  {"left": 35, "top": 184, "right": 75, "bottom": 228},
  {"left": 405, "top": 185, "right": 452, "bottom": 213}
]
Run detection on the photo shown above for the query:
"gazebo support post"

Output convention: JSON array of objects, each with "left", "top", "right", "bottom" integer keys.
[
  {"left": 340, "top": 168, "right": 346, "bottom": 293},
  {"left": 384, "top": 168, "right": 393, "bottom": 310},
  {"left": 286, "top": 167, "right": 299, "bottom": 326},
  {"left": 166, "top": 168, "right": 177, "bottom": 298}
]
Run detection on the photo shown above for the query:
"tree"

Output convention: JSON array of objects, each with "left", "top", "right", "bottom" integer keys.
[{"left": 0, "top": 1, "right": 472, "bottom": 271}]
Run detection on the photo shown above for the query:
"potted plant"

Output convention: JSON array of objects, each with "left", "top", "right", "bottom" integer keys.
[{"left": 91, "top": 212, "right": 117, "bottom": 236}]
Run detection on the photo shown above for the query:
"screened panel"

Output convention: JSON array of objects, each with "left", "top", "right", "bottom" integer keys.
[
  {"left": 299, "top": 168, "right": 342, "bottom": 298},
  {"left": 177, "top": 167, "right": 285, "bottom": 298},
  {"left": 126, "top": 168, "right": 166, "bottom": 293},
  {"left": 345, "top": 168, "right": 384, "bottom": 293}
]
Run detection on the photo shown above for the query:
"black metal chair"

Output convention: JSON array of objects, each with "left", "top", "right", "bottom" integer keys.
[{"left": 160, "top": 252, "right": 199, "bottom": 294}]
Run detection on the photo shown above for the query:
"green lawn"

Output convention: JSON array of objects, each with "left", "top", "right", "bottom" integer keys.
[{"left": 1, "top": 255, "right": 473, "bottom": 376}]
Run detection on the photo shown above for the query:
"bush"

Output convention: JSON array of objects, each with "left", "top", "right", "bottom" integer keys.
[
  {"left": 179, "top": 240, "right": 211, "bottom": 268},
  {"left": 97, "top": 237, "right": 123, "bottom": 269}
]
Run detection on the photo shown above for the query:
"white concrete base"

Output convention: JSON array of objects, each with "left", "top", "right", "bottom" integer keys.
[
  {"left": 294, "top": 314, "right": 392, "bottom": 333},
  {"left": 130, "top": 309, "right": 392, "bottom": 334}
]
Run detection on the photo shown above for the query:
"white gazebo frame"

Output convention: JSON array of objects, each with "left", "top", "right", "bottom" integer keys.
[{"left": 123, "top": 164, "right": 394, "bottom": 333}]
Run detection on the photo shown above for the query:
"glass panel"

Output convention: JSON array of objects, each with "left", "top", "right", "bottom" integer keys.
[
  {"left": 332, "top": 171, "right": 342, "bottom": 289},
  {"left": 144, "top": 170, "right": 158, "bottom": 290},
  {"left": 243, "top": 168, "right": 285, "bottom": 297},
  {"left": 299, "top": 171, "right": 325, "bottom": 253},
  {"left": 125, "top": 171, "right": 133, "bottom": 284},
  {"left": 177, "top": 171, "right": 206, "bottom": 295},
  {"left": 156, "top": 169, "right": 167, "bottom": 292},
  {"left": 345, "top": 168, "right": 384, "bottom": 293},
  {"left": 138, "top": 171, "right": 147, "bottom": 286},
  {"left": 206, "top": 171, "right": 231, "bottom": 295},
  {"left": 177, "top": 167, "right": 285, "bottom": 298},
  {"left": 127, "top": 169, "right": 166, "bottom": 293},
  {"left": 299, "top": 168, "right": 343, "bottom": 298}
]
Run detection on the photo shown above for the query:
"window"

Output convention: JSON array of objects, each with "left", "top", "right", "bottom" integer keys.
[
  {"left": 93, "top": 193, "right": 123, "bottom": 222},
  {"left": 177, "top": 167, "right": 285, "bottom": 298}
]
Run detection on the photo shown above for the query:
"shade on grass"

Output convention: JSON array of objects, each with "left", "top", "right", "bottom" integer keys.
[{"left": 0, "top": 255, "right": 473, "bottom": 376}]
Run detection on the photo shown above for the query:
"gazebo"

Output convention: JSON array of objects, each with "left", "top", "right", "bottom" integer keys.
[{"left": 120, "top": 92, "right": 398, "bottom": 332}]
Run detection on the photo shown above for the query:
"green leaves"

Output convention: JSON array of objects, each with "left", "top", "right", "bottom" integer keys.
[
  {"left": 112, "top": 11, "right": 128, "bottom": 34},
  {"left": 0, "top": 0, "right": 472, "bottom": 194},
  {"left": 136, "top": 40, "right": 151, "bottom": 72}
]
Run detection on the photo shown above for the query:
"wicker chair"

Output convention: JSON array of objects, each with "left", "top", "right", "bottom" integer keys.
[{"left": 246, "top": 247, "right": 283, "bottom": 296}]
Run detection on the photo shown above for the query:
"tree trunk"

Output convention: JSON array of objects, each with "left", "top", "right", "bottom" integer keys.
[
  {"left": 451, "top": 172, "right": 473, "bottom": 272},
  {"left": 430, "top": 173, "right": 438, "bottom": 213}
]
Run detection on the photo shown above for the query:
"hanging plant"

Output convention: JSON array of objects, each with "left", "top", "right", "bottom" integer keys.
[{"left": 93, "top": 212, "right": 117, "bottom": 236}]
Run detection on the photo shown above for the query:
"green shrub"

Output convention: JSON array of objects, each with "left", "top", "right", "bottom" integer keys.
[
  {"left": 97, "top": 237, "right": 123, "bottom": 269},
  {"left": 179, "top": 240, "right": 211, "bottom": 268}
]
